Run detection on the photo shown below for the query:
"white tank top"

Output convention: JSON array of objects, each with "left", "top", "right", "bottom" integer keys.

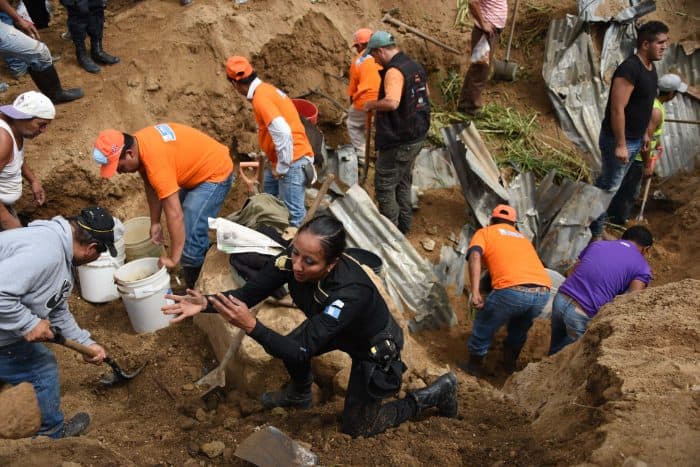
[{"left": 0, "top": 118, "right": 24, "bottom": 205}]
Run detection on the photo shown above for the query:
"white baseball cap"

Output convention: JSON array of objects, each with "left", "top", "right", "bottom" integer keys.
[
  {"left": 658, "top": 73, "right": 688, "bottom": 93},
  {"left": 0, "top": 91, "right": 56, "bottom": 120}
]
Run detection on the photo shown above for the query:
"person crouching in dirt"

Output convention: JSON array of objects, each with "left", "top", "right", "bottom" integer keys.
[
  {"left": 0, "top": 206, "right": 122, "bottom": 438},
  {"left": 163, "top": 215, "right": 459, "bottom": 438},
  {"left": 549, "top": 226, "right": 653, "bottom": 355},
  {"left": 462, "top": 205, "right": 551, "bottom": 377},
  {"left": 0, "top": 91, "right": 53, "bottom": 231},
  {"left": 92, "top": 124, "right": 234, "bottom": 288}
]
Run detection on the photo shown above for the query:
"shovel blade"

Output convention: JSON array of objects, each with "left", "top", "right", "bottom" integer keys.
[
  {"left": 195, "top": 367, "right": 226, "bottom": 395},
  {"left": 235, "top": 426, "right": 318, "bottom": 467},
  {"left": 100, "top": 359, "right": 147, "bottom": 386}
]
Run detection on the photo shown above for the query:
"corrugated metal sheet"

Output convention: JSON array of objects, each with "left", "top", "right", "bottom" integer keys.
[
  {"left": 412, "top": 147, "right": 460, "bottom": 190},
  {"left": 577, "top": 0, "right": 655, "bottom": 23},
  {"left": 441, "top": 122, "right": 509, "bottom": 227},
  {"left": 328, "top": 185, "right": 457, "bottom": 331},
  {"left": 506, "top": 172, "right": 538, "bottom": 242},
  {"left": 434, "top": 223, "right": 474, "bottom": 297}
]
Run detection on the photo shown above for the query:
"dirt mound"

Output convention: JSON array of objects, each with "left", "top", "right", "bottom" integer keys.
[
  {"left": 504, "top": 279, "right": 700, "bottom": 466},
  {"left": 0, "top": 383, "right": 41, "bottom": 439},
  {"left": 0, "top": 437, "right": 134, "bottom": 466}
]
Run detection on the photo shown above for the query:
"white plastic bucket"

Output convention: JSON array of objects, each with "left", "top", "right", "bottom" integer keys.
[
  {"left": 77, "top": 238, "right": 126, "bottom": 303},
  {"left": 123, "top": 217, "right": 163, "bottom": 262},
  {"left": 114, "top": 257, "right": 173, "bottom": 333}
]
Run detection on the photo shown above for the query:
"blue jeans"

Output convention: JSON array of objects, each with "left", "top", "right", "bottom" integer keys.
[
  {"left": 548, "top": 293, "right": 591, "bottom": 355},
  {"left": 179, "top": 173, "right": 233, "bottom": 267},
  {"left": 264, "top": 157, "right": 310, "bottom": 227},
  {"left": 0, "top": 14, "right": 28, "bottom": 77},
  {"left": 467, "top": 287, "right": 550, "bottom": 357},
  {"left": 0, "top": 340, "right": 64, "bottom": 437},
  {"left": 0, "top": 21, "right": 52, "bottom": 72},
  {"left": 590, "top": 131, "right": 643, "bottom": 236}
]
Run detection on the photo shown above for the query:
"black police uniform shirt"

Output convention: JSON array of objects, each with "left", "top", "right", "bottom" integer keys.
[{"left": 209, "top": 250, "right": 395, "bottom": 366}]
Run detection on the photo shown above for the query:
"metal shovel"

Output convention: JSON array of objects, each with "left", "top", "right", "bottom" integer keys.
[
  {"left": 493, "top": 0, "right": 520, "bottom": 81},
  {"left": 52, "top": 328, "right": 146, "bottom": 386}
]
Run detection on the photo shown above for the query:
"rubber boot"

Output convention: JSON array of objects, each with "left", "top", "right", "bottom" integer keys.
[
  {"left": 60, "top": 412, "right": 90, "bottom": 437},
  {"left": 460, "top": 353, "right": 485, "bottom": 378},
  {"left": 28, "top": 66, "right": 84, "bottom": 104},
  {"left": 180, "top": 0, "right": 192, "bottom": 5},
  {"left": 261, "top": 380, "right": 313, "bottom": 410},
  {"left": 502, "top": 345, "right": 522, "bottom": 374},
  {"left": 91, "top": 39, "right": 119, "bottom": 65},
  {"left": 409, "top": 372, "right": 458, "bottom": 418},
  {"left": 181, "top": 266, "right": 202, "bottom": 290},
  {"left": 75, "top": 42, "right": 101, "bottom": 74}
]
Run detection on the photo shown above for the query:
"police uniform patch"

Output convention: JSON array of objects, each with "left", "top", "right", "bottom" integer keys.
[
  {"left": 323, "top": 299, "right": 345, "bottom": 320},
  {"left": 275, "top": 255, "right": 292, "bottom": 271}
]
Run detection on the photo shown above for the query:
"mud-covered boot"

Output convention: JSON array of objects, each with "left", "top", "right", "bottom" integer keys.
[
  {"left": 91, "top": 40, "right": 120, "bottom": 65},
  {"left": 409, "top": 372, "right": 458, "bottom": 418},
  {"left": 460, "top": 353, "right": 485, "bottom": 378},
  {"left": 502, "top": 345, "right": 522, "bottom": 374},
  {"left": 75, "top": 42, "right": 100, "bottom": 74},
  {"left": 260, "top": 381, "right": 312, "bottom": 410},
  {"left": 28, "top": 65, "right": 84, "bottom": 104},
  {"left": 60, "top": 412, "right": 90, "bottom": 437}
]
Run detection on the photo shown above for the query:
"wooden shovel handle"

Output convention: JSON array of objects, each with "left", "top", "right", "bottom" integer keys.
[
  {"left": 302, "top": 174, "right": 334, "bottom": 225},
  {"left": 52, "top": 328, "right": 101, "bottom": 358}
]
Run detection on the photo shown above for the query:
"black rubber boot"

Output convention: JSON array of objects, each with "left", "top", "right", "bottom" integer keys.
[
  {"left": 91, "top": 40, "right": 119, "bottom": 65},
  {"left": 260, "top": 381, "right": 313, "bottom": 410},
  {"left": 61, "top": 412, "right": 90, "bottom": 437},
  {"left": 28, "top": 66, "right": 84, "bottom": 104},
  {"left": 409, "top": 372, "right": 458, "bottom": 418},
  {"left": 460, "top": 353, "right": 485, "bottom": 378},
  {"left": 181, "top": 266, "right": 202, "bottom": 290},
  {"left": 75, "top": 42, "right": 101, "bottom": 74},
  {"left": 502, "top": 346, "right": 522, "bottom": 374}
]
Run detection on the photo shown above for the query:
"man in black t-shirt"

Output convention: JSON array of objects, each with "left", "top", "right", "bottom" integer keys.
[{"left": 590, "top": 21, "right": 668, "bottom": 239}]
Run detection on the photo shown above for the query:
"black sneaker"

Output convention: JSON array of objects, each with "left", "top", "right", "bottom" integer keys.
[
  {"left": 260, "top": 383, "right": 312, "bottom": 410},
  {"left": 61, "top": 412, "right": 90, "bottom": 438}
]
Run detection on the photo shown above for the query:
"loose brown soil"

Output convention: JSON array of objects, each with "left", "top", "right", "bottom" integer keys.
[{"left": 1, "top": 0, "right": 698, "bottom": 465}]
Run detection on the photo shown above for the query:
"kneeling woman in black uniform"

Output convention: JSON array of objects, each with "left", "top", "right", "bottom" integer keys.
[{"left": 164, "top": 215, "right": 458, "bottom": 437}]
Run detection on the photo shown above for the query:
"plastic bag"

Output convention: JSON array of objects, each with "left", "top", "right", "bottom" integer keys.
[{"left": 470, "top": 35, "right": 491, "bottom": 65}]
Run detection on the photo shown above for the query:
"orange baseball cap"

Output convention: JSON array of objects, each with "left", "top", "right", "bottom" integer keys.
[
  {"left": 93, "top": 129, "right": 125, "bottom": 178},
  {"left": 353, "top": 28, "right": 373, "bottom": 46},
  {"left": 491, "top": 204, "right": 517, "bottom": 223},
  {"left": 226, "top": 56, "right": 254, "bottom": 81}
]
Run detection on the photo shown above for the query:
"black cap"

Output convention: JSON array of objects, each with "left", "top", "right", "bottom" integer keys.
[{"left": 76, "top": 207, "right": 119, "bottom": 257}]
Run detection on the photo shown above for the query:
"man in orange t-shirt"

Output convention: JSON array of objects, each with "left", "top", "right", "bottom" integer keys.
[
  {"left": 463, "top": 205, "right": 551, "bottom": 377},
  {"left": 225, "top": 56, "right": 314, "bottom": 227},
  {"left": 346, "top": 28, "right": 381, "bottom": 164},
  {"left": 92, "top": 123, "right": 233, "bottom": 287}
]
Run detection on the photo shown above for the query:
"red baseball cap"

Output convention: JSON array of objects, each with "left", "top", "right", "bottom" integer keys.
[
  {"left": 93, "top": 129, "right": 125, "bottom": 178},
  {"left": 491, "top": 204, "right": 517, "bottom": 223},
  {"left": 226, "top": 56, "right": 254, "bottom": 81}
]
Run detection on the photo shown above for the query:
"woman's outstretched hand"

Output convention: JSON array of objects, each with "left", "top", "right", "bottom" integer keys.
[
  {"left": 209, "top": 293, "right": 256, "bottom": 333},
  {"left": 162, "top": 289, "right": 207, "bottom": 323}
]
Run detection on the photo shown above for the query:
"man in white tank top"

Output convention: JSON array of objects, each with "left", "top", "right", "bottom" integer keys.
[{"left": 0, "top": 91, "right": 54, "bottom": 230}]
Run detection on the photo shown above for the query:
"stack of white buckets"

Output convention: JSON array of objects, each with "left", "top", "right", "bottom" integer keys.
[{"left": 77, "top": 217, "right": 173, "bottom": 333}]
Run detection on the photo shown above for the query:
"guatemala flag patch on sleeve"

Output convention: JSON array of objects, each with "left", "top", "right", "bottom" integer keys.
[{"left": 323, "top": 299, "right": 345, "bottom": 320}]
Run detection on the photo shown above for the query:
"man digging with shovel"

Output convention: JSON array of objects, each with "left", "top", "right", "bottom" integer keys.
[{"left": 0, "top": 206, "right": 122, "bottom": 438}]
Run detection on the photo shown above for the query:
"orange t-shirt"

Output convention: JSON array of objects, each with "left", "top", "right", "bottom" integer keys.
[
  {"left": 468, "top": 223, "right": 551, "bottom": 290},
  {"left": 136, "top": 123, "right": 233, "bottom": 200},
  {"left": 348, "top": 52, "right": 382, "bottom": 110},
  {"left": 251, "top": 82, "right": 313, "bottom": 165},
  {"left": 383, "top": 68, "right": 404, "bottom": 103}
]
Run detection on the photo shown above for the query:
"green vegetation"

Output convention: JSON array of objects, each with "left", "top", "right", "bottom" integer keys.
[
  {"left": 429, "top": 71, "right": 591, "bottom": 183},
  {"left": 455, "top": 0, "right": 470, "bottom": 27}
]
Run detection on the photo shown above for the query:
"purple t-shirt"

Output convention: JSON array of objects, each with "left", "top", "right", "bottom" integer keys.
[{"left": 559, "top": 240, "right": 652, "bottom": 317}]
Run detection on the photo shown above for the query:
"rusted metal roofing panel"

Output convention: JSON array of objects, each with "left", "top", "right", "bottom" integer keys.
[
  {"left": 328, "top": 185, "right": 457, "bottom": 331},
  {"left": 441, "top": 122, "right": 509, "bottom": 227}
]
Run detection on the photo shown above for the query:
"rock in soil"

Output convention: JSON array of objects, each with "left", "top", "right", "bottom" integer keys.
[{"left": 200, "top": 440, "right": 225, "bottom": 458}]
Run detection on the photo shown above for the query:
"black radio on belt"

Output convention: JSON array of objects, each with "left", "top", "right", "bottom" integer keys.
[{"left": 369, "top": 338, "right": 399, "bottom": 372}]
